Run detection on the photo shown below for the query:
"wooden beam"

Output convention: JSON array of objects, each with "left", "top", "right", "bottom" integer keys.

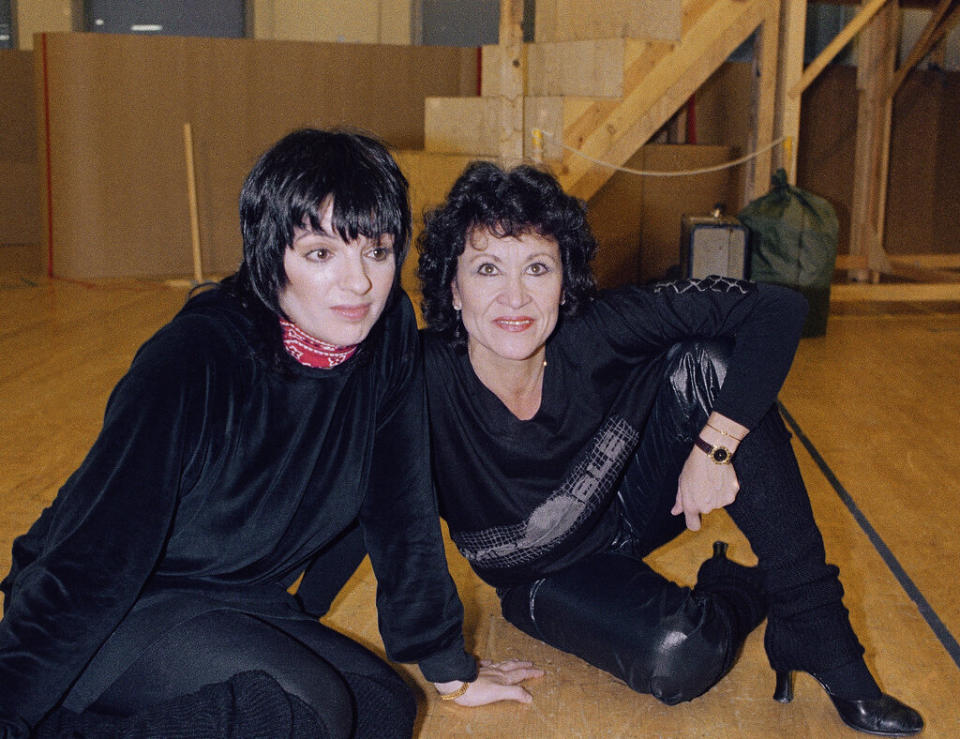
[
  {"left": 930, "top": 5, "right": 960, "bottom": 46},
  {"left": 560, "top": 0, "right": 765, "bottom": 200},
  {"left": 837, "top": 253, "right": 960, "bottom": 271},
  {"left": 776, "top": 0, "right": 807, "bottom": 183},
  {"left": 790, "top": 0, "right": 890, "bottom": 98},
  {"left": 885, "top": 262, "right": 960, "bottom": 284},
  {"left": 848, "top": 1, "right": 898, "bottom": 280},
  {"left": 835, "top": 254, "right": 869, "bottom": 271},
  {"left": 498, "top": 0, "right": 525, "bottom": 165},
  {"left": 745, "top": 2, "right": 780, "bottom": 201},
  {"left": 891, "top": 253, "right": 960, "bottom": 269},
  {"left": 831, "top": 282, "right": 960, "bottom": 301},
  {"left": 887, "top": 0, "right": 959, "bottom": 100}
]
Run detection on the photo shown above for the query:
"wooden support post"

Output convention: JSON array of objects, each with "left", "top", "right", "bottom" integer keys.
[
  {"left": 849, "top": 1, "right": 898, "bottom": 282},
  {"left": 744, "top": 1, "right": 780, "bottom": 203},
  {"left": 498, "top": 0, "right": 525, "bottom": 166},
  {"left": 776, "top": 0, "right": 807, "bottom": 184}
]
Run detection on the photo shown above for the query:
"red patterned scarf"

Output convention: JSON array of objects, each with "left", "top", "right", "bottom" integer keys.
[{"left": 279, "top": 318, "right": 358, "bottom": 368}]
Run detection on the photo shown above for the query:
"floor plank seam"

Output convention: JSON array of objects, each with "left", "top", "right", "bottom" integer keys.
[{"left": 778, "top": 400, "right": 960, "bottom": 672}]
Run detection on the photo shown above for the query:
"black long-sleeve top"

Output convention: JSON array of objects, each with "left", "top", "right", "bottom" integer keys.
[
  {"left": 0, "top": 287, "right": 475, "bottom": 735},
  {"left": 423, "top": 277, "right": 807, "bottom": 588}
]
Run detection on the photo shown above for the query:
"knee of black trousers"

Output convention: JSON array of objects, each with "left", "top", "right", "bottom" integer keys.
[
  {"left": 498, "top": 580, "right": 735, "bottom": 706},
  {"left": 642, "top": 594, "right": 737, "bottom": 705},
  {"left": 662, "top": 339, "right": 733, "bottom": 426}
]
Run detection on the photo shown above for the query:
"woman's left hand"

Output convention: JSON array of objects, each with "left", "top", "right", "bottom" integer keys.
[
  {"left": 434, "top": 659, "right": 544, "bottom": 706},
  {"left": 671, "top": 444, "right": 741, "bottom": 531}
]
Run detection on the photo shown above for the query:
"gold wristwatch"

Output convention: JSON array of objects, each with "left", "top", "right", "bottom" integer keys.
[{"left": 694, "top": 436, "right": 734, "bottom": 465}]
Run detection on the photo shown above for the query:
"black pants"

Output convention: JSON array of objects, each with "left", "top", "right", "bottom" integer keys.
[
  {"left": 498, "top": 341, "right": 784, "bottom": 705},
  {"left": 305, "top": 342, "right": 829, "bottom": 707},
  {"left": 72, "top": 610, "right": 416, "bottom": 737},
  {"left": 83, "top": 609, "right": 415, "bottom": 738}
]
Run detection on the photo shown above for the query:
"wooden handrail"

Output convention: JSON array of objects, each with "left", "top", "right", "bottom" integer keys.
[
  {"left": 789, "top": 0, "right": 890, "bottom": 97},
  {"left": 887, "top": 1, "right": 960, "bottom": 100}
]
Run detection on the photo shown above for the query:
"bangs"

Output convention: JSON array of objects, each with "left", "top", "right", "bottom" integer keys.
[
  {"left": 466, "top": 198, "right": 551, "bottom": 245},
  {"left": 327, "top": 187, "right": 405, "bottom": 243},
  {"left": 285, "top": 154, "right": 408, "bottom": 246}
]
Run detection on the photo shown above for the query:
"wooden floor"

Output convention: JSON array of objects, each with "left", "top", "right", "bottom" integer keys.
[{"left": 1, "top": 276, "right": 958, "bottom": 737}]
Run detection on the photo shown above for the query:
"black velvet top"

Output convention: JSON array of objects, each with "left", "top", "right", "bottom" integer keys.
[
  {"left": 0, "top": 287, "right": 474, "bottom": 735},
  {"left": 423, "top": 278, "right": 807, "bottom": 587}
]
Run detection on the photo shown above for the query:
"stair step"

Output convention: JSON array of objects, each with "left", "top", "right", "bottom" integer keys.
[
  {"left": 424, "top": 98, "right": 500, "bottom": 157},
  {"left": 534, "top": 0, "right": 682, "bottom": 43},
  {"left": 481, "top": 38, "right": 677, "bottom": 99},
  {"left": 482, "top": 40, "right": 624, "bottom": 98},
  {"left": 424, "top": 95, "right": 617, "bottom": 159}
]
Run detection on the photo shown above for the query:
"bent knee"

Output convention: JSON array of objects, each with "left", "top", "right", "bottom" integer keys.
[{"left": 632, "top": 612, "right": 735, "bottom": 705}]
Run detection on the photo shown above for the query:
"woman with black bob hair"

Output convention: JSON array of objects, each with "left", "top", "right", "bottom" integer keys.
[
  {"left": 418, "top": 161, "right": 922, "bottom": 736},
  {"left": 235, "top": 127, "right": 410, "bottom": 322},
  {"left": 0, "top": 131, "right": 539, "bottom": 739}
]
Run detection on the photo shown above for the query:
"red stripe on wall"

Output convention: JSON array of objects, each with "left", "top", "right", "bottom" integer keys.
[{"left": 686, "top": 94, "right": 697, "bottom": 145}]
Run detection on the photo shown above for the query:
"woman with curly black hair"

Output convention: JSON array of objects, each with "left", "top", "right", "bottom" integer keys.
[{"left": 417, "top": 160, "right": 922, "bottom": 736}]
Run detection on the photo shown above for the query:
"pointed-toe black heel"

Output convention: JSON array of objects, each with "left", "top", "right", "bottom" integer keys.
[{"left": 773, "top": 670, "right": 924, "bottom": 737}]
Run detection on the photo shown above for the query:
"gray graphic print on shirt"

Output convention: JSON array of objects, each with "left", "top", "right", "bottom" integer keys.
[{"left": 452, "top": 415, "right": 640, "bottom": 570}]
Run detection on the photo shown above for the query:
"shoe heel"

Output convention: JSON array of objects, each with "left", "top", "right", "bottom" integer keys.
[
  {"left": 712, "top": 540, "right": 729, "bottom": 558},
  {"left": 773, "top": 670, "right": 794, "bottom": 703}
]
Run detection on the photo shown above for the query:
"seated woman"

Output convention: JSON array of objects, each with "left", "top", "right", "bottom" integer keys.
[
  {"left": 416, "top": 161, "right": 923, "bottom": 736},
  {"left": 0, "top": 131, "right": 539, "bottom": 739}
]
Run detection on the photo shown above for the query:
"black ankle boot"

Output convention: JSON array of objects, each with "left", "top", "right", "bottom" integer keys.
[
  {"left": 722, "top": 407, "right": 923, "bottom": 736},
  {"left": 773, "top": 669, "right": 923, "bottom": 736}
]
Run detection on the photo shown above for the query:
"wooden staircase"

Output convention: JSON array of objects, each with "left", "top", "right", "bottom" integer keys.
[
  {"left": 401, "top": 0, "right": 960, "bottom": 301},
  {"left": 420, "top": 0, "right": 783, "bottom": 203}
]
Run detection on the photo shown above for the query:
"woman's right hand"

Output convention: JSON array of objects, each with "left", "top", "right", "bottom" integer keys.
[{"left": 435, "top": 659, "right": 544, "bottom": 706}]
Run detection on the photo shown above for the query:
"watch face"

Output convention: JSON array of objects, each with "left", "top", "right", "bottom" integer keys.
[
  {"left": 712, "top": 447, "right": 730, "bottom": 463},
  {"left": 695, "top": 436, "right": 733, "bottom": 464}
]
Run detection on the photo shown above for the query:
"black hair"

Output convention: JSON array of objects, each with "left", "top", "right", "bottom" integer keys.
[
  {"left": 230, "top": 128, "right": 411, "bottom": 317},
  {"left": 416, "top": 161, "right": 597, "bottom": 346}
]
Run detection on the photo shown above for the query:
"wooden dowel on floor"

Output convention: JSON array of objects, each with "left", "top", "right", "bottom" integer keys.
[{"left": 183, "top": 122, "right": 203, "bottom": 285}]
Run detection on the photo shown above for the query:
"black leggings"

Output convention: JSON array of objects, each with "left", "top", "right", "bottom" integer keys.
[
  {"left": 499, "top": 341, "right": 779, "bottom": 705},
  {"left": 90, "top": 610, "right": 416, "bottom": 738}
]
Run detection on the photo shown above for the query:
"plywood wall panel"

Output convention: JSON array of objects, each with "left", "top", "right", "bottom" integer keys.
[
  {"left": 886, "top": 69, "right": 960, "bottom": 256},
  {"left": 0, "top": 51, "right": 40, "bottom": 247},
  {"left": 796, "top": 64, "right": 960, "bottom": 259},
  {"left": 38, "top": 33, "right": 477, "bottom": 278},
  {"left": 393, "top": 150, "right": 477, "bottom": 304},
  {"left": 586, "top": 144, "right": 738, "bottom": 287}
]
